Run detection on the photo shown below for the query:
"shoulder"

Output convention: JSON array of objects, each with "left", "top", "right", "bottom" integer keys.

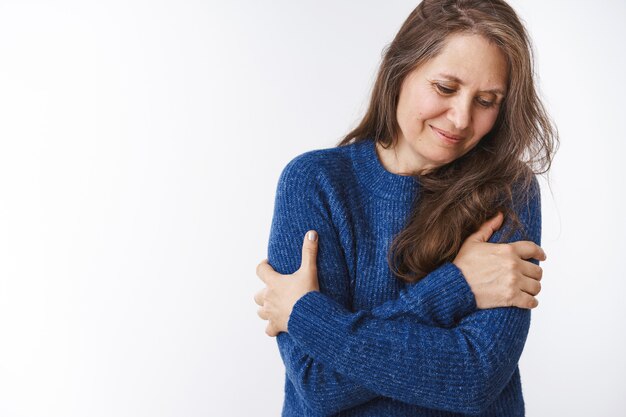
[
  {"left": 511, "top": 170, "right": 541, "bottom": 216},
  {"left": 276, "top": 145, "right": 355, "bottom": 196},
  {"left": 503, "top": 170, "right": 542, "bottom": 245},
  {"left": 268, "top": 145, "right": 358, "bottom": 275}
]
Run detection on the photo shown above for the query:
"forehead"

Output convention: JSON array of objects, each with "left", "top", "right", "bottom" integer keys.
[{"left": 421, "top": 34, "right": 509, "bottom": 91}]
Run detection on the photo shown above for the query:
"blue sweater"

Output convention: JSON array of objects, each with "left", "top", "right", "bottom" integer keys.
[{"left": 267, "top": 138, "right": 541, "bottom": 417}]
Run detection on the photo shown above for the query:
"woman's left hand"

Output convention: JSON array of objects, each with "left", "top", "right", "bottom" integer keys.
[{"left": 255, "top": 230, "right": 320, "bottom": 337}]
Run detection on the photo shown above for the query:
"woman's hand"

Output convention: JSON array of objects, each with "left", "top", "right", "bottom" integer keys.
[
  {"left": 255, "top": 231, "right": 320, "bottom": 337},
  {"left": 453, "top": 212, "right": 547, "bottom": 310}
]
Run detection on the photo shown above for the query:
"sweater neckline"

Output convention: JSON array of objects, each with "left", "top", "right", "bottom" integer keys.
[{"left": 351, "top": 138, "right": 420, "bottom": 202}]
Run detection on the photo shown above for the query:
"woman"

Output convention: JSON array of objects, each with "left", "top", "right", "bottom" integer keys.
[{"left": 255, "top": 0, "right": 557, "bottom": 415}]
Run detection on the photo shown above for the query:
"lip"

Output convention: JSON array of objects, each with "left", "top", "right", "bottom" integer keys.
[{"left": 430, "top": 126, "right": 464, "bottom": 143}]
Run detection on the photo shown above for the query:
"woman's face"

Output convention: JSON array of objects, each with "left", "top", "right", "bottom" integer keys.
[{"left": 387, "top": 33, "right": 508, "bottom": 175}]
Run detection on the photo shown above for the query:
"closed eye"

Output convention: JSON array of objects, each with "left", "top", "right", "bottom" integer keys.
[
  {"left": 434, "top": 83, "right": 456, "bottom": 95},
  {"left": 476, "top": 97, "right": 497, "bottom": 108},
  {"left": 432, "top": 80, "right": 500, "bottom": 108}
]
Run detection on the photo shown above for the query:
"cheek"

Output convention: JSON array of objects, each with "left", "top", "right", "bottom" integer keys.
[
  {"left": 415, "top": 96, "right": 445, "bottom": 121},
  {"left": 398, "top": 87, "right": 445, "bottom": 123},
  {"left": 474, "top": 111, "right": 499, "bottom": 136}
]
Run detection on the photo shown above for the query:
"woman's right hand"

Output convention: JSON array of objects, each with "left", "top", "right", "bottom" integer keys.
[{"left": 452, "top": 212, "right": 547, "bottom": 310}]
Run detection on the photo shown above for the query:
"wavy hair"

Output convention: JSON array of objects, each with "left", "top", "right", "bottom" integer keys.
[{"left": 338, "top": 0, "right": 558, "bottom": 283}]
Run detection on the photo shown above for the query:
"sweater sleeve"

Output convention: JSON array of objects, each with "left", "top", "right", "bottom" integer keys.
[
  {"left": 267, "top": 155, "right": 486, "bottom": 415},
  {"left": 285, "top": 173, "right": 542, "bottom": 415}
]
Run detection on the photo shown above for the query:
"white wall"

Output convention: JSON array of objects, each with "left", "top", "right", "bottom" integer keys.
[{"left": 0, "top": 1, "right": 624, "bottom": 416}]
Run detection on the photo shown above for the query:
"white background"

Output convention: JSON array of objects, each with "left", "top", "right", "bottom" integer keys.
[{"left": 0, "top": 1, "right": 624, "bottom": 416}]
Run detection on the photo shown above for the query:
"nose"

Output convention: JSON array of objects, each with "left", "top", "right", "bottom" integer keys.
[{"left": 447, "top": 96, "right": 472, "bottom": 131}]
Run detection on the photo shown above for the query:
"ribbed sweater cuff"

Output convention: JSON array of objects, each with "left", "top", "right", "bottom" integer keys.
[
  {"left": 287, "top": 291, "right": 353, "bottom": 363},
  {"left": 413, "top": 261, "right": 477, "bottom": 324}
]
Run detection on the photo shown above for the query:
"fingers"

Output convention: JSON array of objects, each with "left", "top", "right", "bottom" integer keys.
[
  {"left": 518, "top": 260, "right": 543, "bottom": 297},
  {"left": 468, "top": 212, "right": 504, "bottom": 242},
  {"left": 256, "top": 259, "right": 277, "bottom": 283},
  {"left": 519, "top": 276, "right": 542, "bottom": 297},
  {"left": 265, "top": 322, "right": 280, "bottom": 337},
  {"left": 254, "top": 288, "right": 266, "bottom": 306},
  {"left": 520, "top": 260, "right": 543, "bottom": 281},
  {"left": 257, "top": 308, "right": 279, "bottom": 337},
  {"left": 255, "top": 291, "right": 277, "bottom": 335},
  {"left": 300, "top": 230, "right": 318, "bottom": 271},
  {"left": 512, "top": 292, "right": 539, "bottom": 309},
  {"left": 257, "top": 306, "right": 269, "bottom": 320},
  {"left": 508, "top": 241, "right": 547, "bottom": 262}
]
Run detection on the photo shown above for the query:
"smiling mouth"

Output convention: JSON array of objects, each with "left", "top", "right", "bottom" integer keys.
[{"left": 430, "top": 126, "right": 464, "bottom": 142}]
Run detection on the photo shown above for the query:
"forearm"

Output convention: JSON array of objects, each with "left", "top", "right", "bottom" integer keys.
[
  {"left": 288, "top": 291, "right": 531, "bottom": 415},
  {"left": 272, "top": 260, "right": 477, "bottom": 416},
  {"left": 276, "top": 333, "right": 379, "bottom": 415},
  {"left": 369, "top": 261, "right": 476, "bottom": 327}
]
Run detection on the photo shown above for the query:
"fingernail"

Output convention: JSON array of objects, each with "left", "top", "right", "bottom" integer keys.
[{"left": 307, "top": 231, "right": 318, "bottom": 241}]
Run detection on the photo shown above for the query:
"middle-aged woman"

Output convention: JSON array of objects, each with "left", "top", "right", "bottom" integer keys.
[{"left": 254, "top": 0, "right": 558, "bottom": 416}]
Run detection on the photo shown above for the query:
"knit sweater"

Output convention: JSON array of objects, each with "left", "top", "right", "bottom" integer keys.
[{"left": 267, "top": 138, "right": 541, "bottom": 417}]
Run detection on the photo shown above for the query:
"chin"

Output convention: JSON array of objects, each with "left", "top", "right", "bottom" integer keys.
[{"left": 427, "top": 154, "right": 457, "bottom": 168}]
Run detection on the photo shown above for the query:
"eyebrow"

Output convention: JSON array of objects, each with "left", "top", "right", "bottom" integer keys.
[{"left": 436, "top": 73, "right": 506, "bottom": 96}]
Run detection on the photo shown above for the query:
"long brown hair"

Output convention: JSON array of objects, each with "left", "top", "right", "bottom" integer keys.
[{"left": 338, "top": 0, "right": 558, "bottom": 283}]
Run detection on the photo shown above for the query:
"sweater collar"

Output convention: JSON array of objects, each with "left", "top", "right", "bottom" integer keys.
[{"left": 351, "top": 138, "right": 420, "bottom": 202}]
